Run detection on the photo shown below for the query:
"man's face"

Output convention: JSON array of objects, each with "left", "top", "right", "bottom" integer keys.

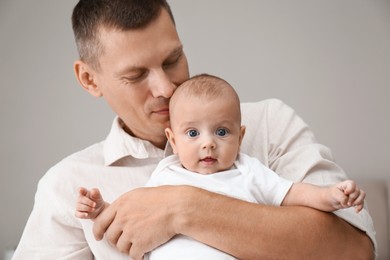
[{"left": 93, "top": 10, "right": 189, "bottom": 148}]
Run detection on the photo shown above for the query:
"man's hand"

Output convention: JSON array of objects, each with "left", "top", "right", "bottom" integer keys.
[{"left": 93, "top": 185, "right": 185, "bottom": 259}]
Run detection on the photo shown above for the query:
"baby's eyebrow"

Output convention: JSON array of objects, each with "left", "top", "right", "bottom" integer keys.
[{"left": 177, "top": 121, "right": 197, "bottom": 129}]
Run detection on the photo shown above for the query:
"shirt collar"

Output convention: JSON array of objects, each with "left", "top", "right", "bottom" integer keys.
[{"left": 103, "top": 117, "right": 173, "bottom": 166}]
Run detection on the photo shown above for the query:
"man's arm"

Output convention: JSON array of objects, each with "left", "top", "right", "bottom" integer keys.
[
  {"left": 93, "top": 185, "right": 374, "bottom": 260},
  {"left": 180, "top": 186, "right": 373, "bottom": 260}
]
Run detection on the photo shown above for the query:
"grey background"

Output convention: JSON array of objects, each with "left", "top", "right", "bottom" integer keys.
[{"left": 1, "top": 0, "right": 389, "bottom": 256}]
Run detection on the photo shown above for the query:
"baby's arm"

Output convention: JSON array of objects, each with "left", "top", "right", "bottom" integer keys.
[
  {"left": 282, "top": 180, "right": 365, "bottom": 213},
  {"left": 75, "top": 187, "right": 110, "bottom": 220}
]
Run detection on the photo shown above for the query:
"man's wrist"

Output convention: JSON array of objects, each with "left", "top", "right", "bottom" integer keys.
[{"left": 169, "top": 185, "right": 204, "bottom": 236}]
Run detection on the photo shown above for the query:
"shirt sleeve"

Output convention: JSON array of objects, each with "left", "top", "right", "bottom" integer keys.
[
  {"left": 236, "top": 153, "right": 293, "bottom": 206},
  {"left": 12, "top": 167, "right": 94, "bottom": 260},
  {"left": 262, "top": 99, "right": 347, "bottom": 185}
]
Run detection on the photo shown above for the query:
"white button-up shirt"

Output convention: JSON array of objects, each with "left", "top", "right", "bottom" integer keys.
[{"left": 13, "top": 99, "right": 376, "bottom": 259}]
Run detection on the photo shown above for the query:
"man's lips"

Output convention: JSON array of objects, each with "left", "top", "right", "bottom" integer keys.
[{"left": 153, "top": 108, "right": 169, "bottom": 115}]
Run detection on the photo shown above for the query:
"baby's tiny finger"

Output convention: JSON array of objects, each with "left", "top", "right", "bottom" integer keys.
[
  {"left": 75, "top": 211, "right": 89, "bottom": 219},
  {"left": 79, "top": 196, "right": 97, "bottom": 208},
  {"left": 354, "top": 190, "right": 366, "bottom": 206},
  {"left": 78, "top": 187, "right": 89, "bottom": 196},
  {"left": 355, "top": 204, "right": 364, "bottom": 213},
  {"left": 76, "top": 203, "right": 94, "bottom": 212},
  {"left": 343, "top": 181, "right": 357, "bottom": 195},
  {"left": 347, "top": 188, "right": 361, "bottom": 205}
]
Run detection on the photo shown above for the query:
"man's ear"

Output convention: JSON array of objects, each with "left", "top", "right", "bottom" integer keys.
[
  {"left": 74, "top": 60, "right": 102, "bottom": 97},
  {"left": 239, "top": 125, "right": 246, "bottom": 146},
  {"left": 165, "top": 128, "right": 178, "bottom": 154}
]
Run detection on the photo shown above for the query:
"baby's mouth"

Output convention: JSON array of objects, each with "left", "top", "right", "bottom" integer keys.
[{"left": 200, "top": 156, "right": 217, "bottom": 164}]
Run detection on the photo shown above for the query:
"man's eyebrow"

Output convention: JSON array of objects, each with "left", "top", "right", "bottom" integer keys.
[
  {"left": 167, "top": 45, "right": 184, "bottom": 58},
  {"left": 115, "top": 45, "right": 184, "bottom": 77},
  {"left": 115, "top": 64, "right": 143, "bottom": 78}
]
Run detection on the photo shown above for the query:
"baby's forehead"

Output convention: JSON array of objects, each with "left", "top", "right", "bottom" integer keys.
[
  {"left": 171, "top": 96, "right": 241, "bottom": 125},
  {"left": 172, "top": 88, "right": 237, "bottom": 104}
]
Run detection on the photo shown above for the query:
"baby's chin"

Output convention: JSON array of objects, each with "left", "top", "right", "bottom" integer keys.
[
  {"left": 188, "top": 166, "right": 225, "bottom": 175},
  {"left": 197, "top": 170, "right": 217, "bottom": 175}
]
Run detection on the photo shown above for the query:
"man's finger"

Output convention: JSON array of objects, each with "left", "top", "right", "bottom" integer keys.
[
  {"left": 92, "top": 207, "right": 116, "bottom": 240},
  {"left": 116, "top": 234, "right": 132, "bottom": 255},
  {"left": 105, "top": 223, "right": 123, "bottom": 246},
  {"left": 129, "top": 242, "right": 145, "bottom": 260}
]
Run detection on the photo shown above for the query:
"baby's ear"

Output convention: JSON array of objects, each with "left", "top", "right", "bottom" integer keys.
[
  {"left": 165, "top": 128, "right": 178, "bottom": 154},
  {"left": 239, "top": 125, "right": 246, "bottom": 145}
]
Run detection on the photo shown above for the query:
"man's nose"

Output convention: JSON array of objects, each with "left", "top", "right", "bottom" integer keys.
[{"left": 150, "top": 69, "right": 176, "bottom": 98}]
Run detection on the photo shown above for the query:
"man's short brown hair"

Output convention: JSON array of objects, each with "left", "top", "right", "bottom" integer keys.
[{"left": 72, "top": 0, "right": 174, "bottom": 70}]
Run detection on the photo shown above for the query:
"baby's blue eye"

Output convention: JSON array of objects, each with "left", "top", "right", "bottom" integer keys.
[
  {"left": 216, "top": 128, "right": 228, "bottom": 136},
  {"left": 187, "top": 129, "right": 199, "bottom": 137}
]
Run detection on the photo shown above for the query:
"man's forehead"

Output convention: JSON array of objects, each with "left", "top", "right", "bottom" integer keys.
[{"left": 97, "top": 25, "right": 183, "bottom": 72}]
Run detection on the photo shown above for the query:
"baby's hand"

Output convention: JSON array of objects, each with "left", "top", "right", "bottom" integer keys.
[
  {"left": 336, "top": 180, "right": 366, "bottom": 213},
  {"left": 75, "top": 187, "right": 106, "bottom": 219}
]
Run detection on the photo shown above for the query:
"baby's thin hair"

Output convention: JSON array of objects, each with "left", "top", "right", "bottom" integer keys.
[
  {"left": 170, "top": 73, "right": 241, "bottom": 121},
  {"left": 172, "top": 73, "right": 240, "bottom": 104}
]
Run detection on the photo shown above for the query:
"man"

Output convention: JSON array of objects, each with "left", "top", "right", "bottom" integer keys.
[{"left": 14, "top": 0, "right": 375, "bottom": 259}]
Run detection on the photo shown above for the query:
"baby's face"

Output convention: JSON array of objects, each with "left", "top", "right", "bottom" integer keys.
[{"left": 166, "top": 94, "right": 244, "bottom": 174}]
